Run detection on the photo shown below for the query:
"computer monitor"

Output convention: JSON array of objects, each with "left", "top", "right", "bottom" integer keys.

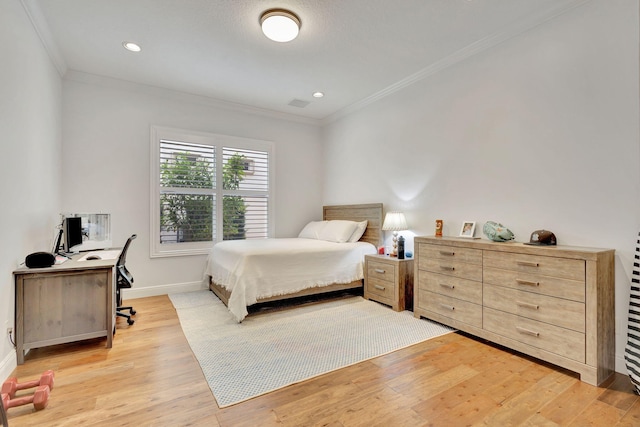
[{"left": 63, "top": 217, "right": 83, "bottom": 253}]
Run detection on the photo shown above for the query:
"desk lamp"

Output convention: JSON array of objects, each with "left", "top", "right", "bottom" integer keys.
[{"left": 382, "top": 212, "right": 407, "bottom": 257}]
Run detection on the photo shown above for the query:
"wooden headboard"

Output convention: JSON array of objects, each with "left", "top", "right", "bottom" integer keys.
[{"left": 323, "top": 203, "right": 383, "bottom": 247}]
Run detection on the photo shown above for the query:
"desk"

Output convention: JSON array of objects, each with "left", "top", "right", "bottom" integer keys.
[{"left": 13, "top": 254, "right": 117, "bottom": 364}]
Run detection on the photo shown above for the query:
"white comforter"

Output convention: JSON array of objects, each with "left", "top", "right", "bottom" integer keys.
[{"left": 205, "top": 238, "right": 377, "bottom": 321}]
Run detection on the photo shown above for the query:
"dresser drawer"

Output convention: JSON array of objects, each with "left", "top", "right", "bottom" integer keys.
[
  {"left": 365, "top": 277, "right": 396, "bottom": 301},
  {"left": 419, "top": 244, "right": 482, "bottom": 265},
  {"left": 483, "top": 307, "right": 585, "bottom": 362},
  {"left": 483, "top": 284, "right": 585, "bottom": 333},
  {"left": 418, "top": 291, "right": 482, "bottom": 327},
  {"left": 367, "top": 260, "right": 396, "bottom": 283},
  {"left": 483, "top": 251, "right": 584, "bottom": 281},
  {"left": 484, "top": 267, "right": 585, "bottom": 302},
  {"left": 420, "top": 258, "right": 482, "bottom": 282},
  {"left": 418, "top": 271, "right": 482, "bottom": 305}
]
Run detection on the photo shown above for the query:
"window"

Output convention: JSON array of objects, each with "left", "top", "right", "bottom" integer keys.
[{"left": 150, "top": 126, "right": 273, "bottom": 257}]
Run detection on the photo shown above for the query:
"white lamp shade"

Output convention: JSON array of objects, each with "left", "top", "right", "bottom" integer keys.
[
  {"left": 261, "top": 9, "right": 300, "bottom": 42},
  {"left": 382, "top": 212, "right": 408, "bottom": 231}
]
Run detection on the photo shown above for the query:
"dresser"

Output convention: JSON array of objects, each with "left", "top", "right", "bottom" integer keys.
[
  {"left": 414, "top": 236, "right": 615, "bottom": 386},
  {"left": 364, "top": 254, "right": 414, "bottom": 311}
]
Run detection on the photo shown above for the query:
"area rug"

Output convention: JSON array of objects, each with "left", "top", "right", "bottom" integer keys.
[{"left": 169, "top": 290, "right": 454, "bottom": 407}]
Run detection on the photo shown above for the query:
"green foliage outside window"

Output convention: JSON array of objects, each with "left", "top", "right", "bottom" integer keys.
[
  {"left": 223, "top": 154, "right": 246, "bottom": 240},
  {"left": 160, "top": 152, "right": 213, "bottom": 243},
  {"left": 160, "top": 151, "right": 247, "bottom": 243}
]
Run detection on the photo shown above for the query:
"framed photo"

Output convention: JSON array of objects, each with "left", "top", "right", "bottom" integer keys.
[{"left": 459, "top": 221, "right": 476, "bottom": 238}]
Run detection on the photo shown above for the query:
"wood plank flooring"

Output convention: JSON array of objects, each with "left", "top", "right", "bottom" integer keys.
[{"left": 5, "top": 294, "right": 640, "bottom": 426}]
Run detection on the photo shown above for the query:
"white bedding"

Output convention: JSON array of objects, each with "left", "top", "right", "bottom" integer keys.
[{"left": 205, "top": 238, "right": 377, "bottom": 321}]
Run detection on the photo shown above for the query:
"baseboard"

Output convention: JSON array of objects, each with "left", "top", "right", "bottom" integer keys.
[
  {"left": 0, "top": 349, "right": 17, "bottom": 384},
  {"left": 122, "top": 280, "right": 207, "bottom": 300}
]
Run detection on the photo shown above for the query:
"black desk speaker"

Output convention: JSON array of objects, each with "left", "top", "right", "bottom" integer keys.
[{"left": 25, "top": 252, "right": 55, "bottom": 268}]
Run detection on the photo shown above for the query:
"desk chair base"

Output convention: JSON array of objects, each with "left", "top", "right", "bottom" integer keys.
[{"left": 116, "top": 307, "right": 136, "bottom": 325}]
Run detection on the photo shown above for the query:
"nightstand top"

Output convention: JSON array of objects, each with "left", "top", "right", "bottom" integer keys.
[{"left": 365, "top": 254, "right": 414, "bottom": 263}]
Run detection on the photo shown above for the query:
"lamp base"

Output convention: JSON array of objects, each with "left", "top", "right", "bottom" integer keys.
[{"left": 390, "top": 232, "right": 398, "bottom": 257}]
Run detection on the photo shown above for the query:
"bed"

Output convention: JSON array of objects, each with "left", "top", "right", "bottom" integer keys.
[{"left": 205, "top": 203, "right": 383, "bottom": 321}]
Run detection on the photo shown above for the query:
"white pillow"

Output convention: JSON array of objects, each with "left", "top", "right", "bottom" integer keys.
[
  {"left": 348, "top": 220, "right": 368, "bottom": 242},
  {"left": 318, "top": 220, "right": 359, "bottom": 243},
  {"left": 298, "top": 221, "right": 327, "bottom": 239}
]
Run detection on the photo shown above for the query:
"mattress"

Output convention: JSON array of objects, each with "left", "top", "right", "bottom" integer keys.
[{"left": 205, "top": 238, "right": 377, "bottom": 321}]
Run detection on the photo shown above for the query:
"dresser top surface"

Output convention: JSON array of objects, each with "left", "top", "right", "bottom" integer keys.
[{"left": 415, "top": 236, "right": 614, "bottom": 261}]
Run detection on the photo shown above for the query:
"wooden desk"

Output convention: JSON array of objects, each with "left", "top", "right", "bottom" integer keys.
[{"left": 13, "top": 254, "right": 117, "bottom": 364}]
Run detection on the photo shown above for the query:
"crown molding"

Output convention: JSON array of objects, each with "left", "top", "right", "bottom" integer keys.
[
  {"left": 64, "top": 70, "right": 322, "bottom": 126},
  {"left": 19, "top": 0, "right": 67, "bottom": 77},
  {"left": 322, "top": 0, "right": 593, "bottom": 125}
]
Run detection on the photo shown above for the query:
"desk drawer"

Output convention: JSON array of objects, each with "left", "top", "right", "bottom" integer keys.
[{"left": 483, "top": 307, "right": 585, "bottom": 362}]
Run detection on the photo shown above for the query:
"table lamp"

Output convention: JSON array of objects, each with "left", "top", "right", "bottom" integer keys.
[{"left": 382, "top": 212, "right": 407, "bottom": 257}]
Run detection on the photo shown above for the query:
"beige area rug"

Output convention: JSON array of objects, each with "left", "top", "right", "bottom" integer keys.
[{"left": 169, "top": 290, "right": 454, "bottom": 408}]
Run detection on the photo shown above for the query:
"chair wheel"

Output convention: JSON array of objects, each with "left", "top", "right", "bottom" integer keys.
[
  {"left": 127, "top": 319, "right": 135, "bottom": 325},
  {"left": 130, "top": 309, "right": 137, "bottom": 315}
]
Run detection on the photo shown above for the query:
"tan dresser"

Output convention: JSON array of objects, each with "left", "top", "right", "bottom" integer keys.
[
  {"left": 364, "top": 254, "right": 414, "bottom": 311},
  {"left": 414, "top": 236, "right": 615, "bottom": 386}
]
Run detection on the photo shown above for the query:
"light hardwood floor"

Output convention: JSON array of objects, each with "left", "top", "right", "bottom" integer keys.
[{"left": 5, "top": 294, "right": 640, "bottom": 426}]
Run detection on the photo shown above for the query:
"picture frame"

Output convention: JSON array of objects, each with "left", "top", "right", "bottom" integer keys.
[{"left": 459, "top": 221, "right": 476, "bottom": 238}]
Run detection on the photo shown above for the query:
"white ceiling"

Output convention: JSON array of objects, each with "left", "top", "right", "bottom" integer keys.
[{"left": 26, "top": 0, "right": 588, "bottom": 121}]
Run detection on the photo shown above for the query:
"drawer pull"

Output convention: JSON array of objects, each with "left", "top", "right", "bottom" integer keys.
[
  {"left": 374, "top": 269, "right": 386, "bottom": 274},
  {"left": 439, "top": 303, "right": 455, "bottom": 311},
  {"left": 439, "top": 283, "right": 455, "bottom": 290},
  {"left": 439, "top": 251, "right": 455, "bottom": 256},
  {"left": 516, "top": 301, "right": 539, "bottom": 310},
  {"left": 516, "top": 279, "right": 540, "bottom": 287},
  {"left": 517, "top": 261, "right": 539, "bottom": 268},
  {"left": 516, "top": 326, "right": 540, "bottom": 337},
  {"left": 374, "top": 285, "right": 386, "bottom": 291},
  {"left": 440, "top": 266, "right": 455, "bottom": 271}
]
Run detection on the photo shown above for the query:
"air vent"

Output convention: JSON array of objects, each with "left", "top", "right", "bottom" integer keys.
[{"left": 288, "top": 99, "right": 310, "bottom": 108}]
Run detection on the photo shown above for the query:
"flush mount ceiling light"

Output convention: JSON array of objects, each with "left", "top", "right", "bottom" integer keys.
[
  {"left": 122, "top": 41, "right": 141, "bottom": 52},
  {"left": 260, "top": 9, "right": 300, "bottom": 42},
  {"left": 312, "top": 91, "right": 324, "bottom": 98}
]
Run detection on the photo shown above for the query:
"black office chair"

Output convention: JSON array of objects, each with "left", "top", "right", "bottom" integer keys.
[{"left": 116, "top": 234, "right": 137, "bottom": 326}]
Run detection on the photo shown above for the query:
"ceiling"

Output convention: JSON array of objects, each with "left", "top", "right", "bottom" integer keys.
[{"left": 26, "top": 0, "right": 588, "bottom": 122}]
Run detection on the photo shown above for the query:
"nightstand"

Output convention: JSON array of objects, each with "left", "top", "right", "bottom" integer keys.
[{"left": 364, "top": 254, "right": 414, "bottom": 311}]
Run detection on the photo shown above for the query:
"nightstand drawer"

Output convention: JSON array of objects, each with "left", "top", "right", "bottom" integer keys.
[
  {"left": 365, "top": 277, "right": 396, "bottom": 300},
  {"left": 367, "top": 260, "right": 396, "bottom": 283}
]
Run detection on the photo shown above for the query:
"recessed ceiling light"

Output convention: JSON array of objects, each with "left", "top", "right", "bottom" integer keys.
[
  {"left": 123, "top": 41, "right": 141, "bottom": 52},
  {"left": 260, "top": 9, "right": 300, "bottom": 42},
  {"left": 312, "top": 92, "right": 324, "bottom": 98}
]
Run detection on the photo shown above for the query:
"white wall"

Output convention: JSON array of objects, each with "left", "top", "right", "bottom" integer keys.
[
  {"left": 323, "top": 1, "right": 639, "bottom": 373},
  {"left": 61, "top": 73, "right": 324, "bottom": 297},
  {"left": 0, "top": 0, "right": 62, "bottom": 379}
]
